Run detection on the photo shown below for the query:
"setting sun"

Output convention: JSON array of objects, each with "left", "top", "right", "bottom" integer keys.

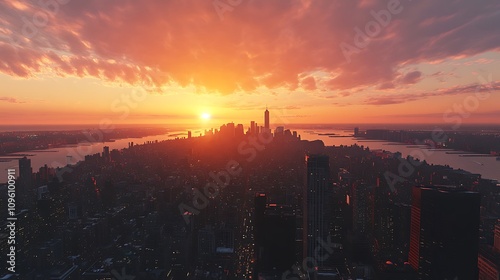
[
  {"left": 0, "top": 1, "right": 498, "bottom": 277},
  {"left": 201, "top": 113, "right": 211, "bottom": 120}
]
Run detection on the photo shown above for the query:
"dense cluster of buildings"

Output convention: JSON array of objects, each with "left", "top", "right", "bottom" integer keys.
[{"left": 0, "top": 109, "right": 499, "bottom": 279}]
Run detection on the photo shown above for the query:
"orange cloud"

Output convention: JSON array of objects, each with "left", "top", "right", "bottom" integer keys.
[{"left": 0, "top": 0, "right": 498, "bottom": 95}]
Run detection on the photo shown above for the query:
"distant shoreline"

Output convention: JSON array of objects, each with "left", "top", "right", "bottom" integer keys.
[{"left": 0, "top": 128, "right": 172, "bottom": 157}]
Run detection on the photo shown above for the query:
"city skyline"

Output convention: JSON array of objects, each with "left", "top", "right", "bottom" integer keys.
[
  {"left": 0, "top": 1, "right": 499, "bottom": 125},
  {"left": 1, "top": 0, "right": 499, "bottom": 279},
  {"left": 1, "top": 108, "right": 498, "bottom": 279}
]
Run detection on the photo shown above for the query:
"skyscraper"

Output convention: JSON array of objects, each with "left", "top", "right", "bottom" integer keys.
[
  {"left": 304, "top": 155, "right": 332, "bottom": 267},
  {"left": 19, "top": 156, "right": 32, "bottom": 180},
  {"left": 18, "top": 156, "right": 33, "bottom": 208},
  {"left": 235, "top": 124, "right": 244, "bottom": 136},
  {"left": 409, "top": 186, "right": 480, "bottom": 280},
  {"left": 264, "top": 107, "right": 270, "bottom": 130},
  {"left": 494, "top": 222, "right": 500, "bottom": 251},
  {"left": 478, "top": 221, "right": 500, "bottom": 280},
  {"left": 275, "top": 126, "right": 284, "bottom": 136},
  {"left": 254, "top": 193, "right": 295, "bottom": 277},
  {"left": 226, "top": 122, "right": 235, "bottom": 137},
  {"left": 351, "top": 183, "right": 374, "bottom": 236},
  {"left": 254, "top": 193, "right": 266, "bottom": 261},
  {"left": 102, "top": 146, "right": 110, "bottom": 162}
]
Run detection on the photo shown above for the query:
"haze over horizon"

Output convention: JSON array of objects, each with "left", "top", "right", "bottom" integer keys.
[
  {"left": 1, "top": 2, "right": 500, "bottom": 278},
  {"left": 1, "top": 122, "right": 500, "bottom": 134}
]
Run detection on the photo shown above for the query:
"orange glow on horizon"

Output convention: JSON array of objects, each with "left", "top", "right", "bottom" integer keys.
[{"left": 0, "top": 1, "right": 498, "bottom": 126}]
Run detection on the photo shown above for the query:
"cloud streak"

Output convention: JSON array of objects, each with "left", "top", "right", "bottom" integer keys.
[
  {"left": 0, "top": 0, "right": 498, "bottom": 95},
  {"left": 365, "top": 81, "right": 500, "bottom": 105},
  {"left": 0, "top": 96, "right": 26, "bottom": 103}
]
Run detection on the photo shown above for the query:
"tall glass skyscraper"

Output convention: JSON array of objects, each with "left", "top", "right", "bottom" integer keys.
[
  {"left": 304, "top": 155, "right": 332, "bottom": 267},
  {"left": 264, "top": 107, "right": 270, "bottom": 130}
]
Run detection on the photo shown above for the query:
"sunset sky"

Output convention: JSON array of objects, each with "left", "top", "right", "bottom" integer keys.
[{"left": 1, "top": 0, "right": 499, "bottom": 126}]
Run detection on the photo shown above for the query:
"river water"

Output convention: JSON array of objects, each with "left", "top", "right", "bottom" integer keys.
[
  {"left": 0, "top": 130, "right": 193, "bottom": 183},
  {"left": 1, "top": 128, "right": 499, "bottom": 183},
  {"left": 297, "top": 129, "right": 500, "bottom": 182}
]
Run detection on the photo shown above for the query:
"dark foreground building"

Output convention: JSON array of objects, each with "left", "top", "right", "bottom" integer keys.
[
  {"left": 304, "top": 155, "right": 333, "bottom": 267},
  {"left": 254, "top": 193, "right": 296, "bottom": 277},
  {"left": 409, "top": 186, "right": 480, "bottom": 280}
]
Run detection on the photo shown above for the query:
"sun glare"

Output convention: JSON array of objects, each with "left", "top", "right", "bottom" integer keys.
[{"left": 201, "top": 113, "right": 211, "bottom": 120}]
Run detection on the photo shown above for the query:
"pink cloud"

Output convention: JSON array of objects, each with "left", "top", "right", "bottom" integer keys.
[
  {"left": 0, "top": 0, "right": 498, "bottom": 95},
  {"left": 338, "top": 91, "right": 352, "bottom": 97},
  {"left": 378, "top": 82, "right": 395, "bottom": 90},
  {"left": 464, "top": 58, "right": 495, "bottom": 66},
  {"left": 365, "top": 81, "right": 500, "bottom": 105},
  {"left": 301, "top": 76, "right": 317, "bottom": 90},
  {"left": 399, "top": 71, "right": 422, "bottom": 85},
  {"left": 0, "top": 96, "right": 25, "bottom": 103}
]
